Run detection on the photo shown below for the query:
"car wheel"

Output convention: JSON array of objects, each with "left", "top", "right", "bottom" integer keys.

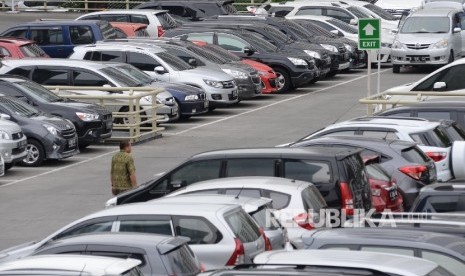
[
  {"left": 392, "top": 65, "right": 400, "bottom": 74},
  {"left": 20, "top": 139, "right": 45, "bottom": 167},
  {"left": 451, "top": 141, "right": 465, "bottom": 179},
  {"left": 448, "top": 50, "right": 454, "bottom": 64},
  {"left": 273, "top": 67, "right": 291, "bottom": 93}
]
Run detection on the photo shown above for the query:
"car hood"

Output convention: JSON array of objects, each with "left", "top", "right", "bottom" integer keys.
[
  {"left": 285, "top": 41, "right": 328, "bottom": 54},
  {"left": 50, "top": 100, "right": 110, "bottom": 115},
  {"left": 0, "top": 119, "right": 22, "bottom": 133},
  {"left": 219, "top": 63, "right": 258, "bottom": 75},
  {"left": 384, "top": 82, "right": 415, "bottom": 93},
  {"left": 0, "top": 241, "right": 38, "bottom": 263},
  {"left": 396, "top": 33, "right": 449, "bottom": 44},
  {"left": 240, "top": 59, "right": 274, "bottom": 73},
  {"left": 31, "top": 113, "right": 74, "bottom": 131},
  {"left": 154, "top": 80, "right": 204, "bottom": 95},
  {"left": 178, "top": 67, "right": 233, "bottom": 82}
]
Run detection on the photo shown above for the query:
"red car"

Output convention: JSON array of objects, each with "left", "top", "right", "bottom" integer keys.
[
  {"left": 192, "top": 41, "right": 278, "bottom": 94},
  {"left": 109, "top": 22, "right": 150, "bottom": 38},
  {"left": 0, "top": 37, "right": 49, "bottom": 59}
]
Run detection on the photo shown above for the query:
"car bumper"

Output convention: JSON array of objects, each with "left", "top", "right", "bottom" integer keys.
[
  {"left": 237, "top": 82, "right": 262, "bottom": 100},
  {"left": 143, "top": 104, "right": 179, "bottom": 123},
  {"left": 179, "top": 100, "right": 209, "bottom": 116},
  {"left": 260, "top": 72, "right": 278, "bottom": 94},
  {"left": 391, "top": 48, "right": 450, "bottom": 65},
  {"left": 350, "top": 50, "right": 367, "bottom": 69},
  {"left": 316, "top": 56, "right": 332, "bottom": 76},
  {"left": 0, "top": 138, "right": 27, "bottom": 164},
  {"left": 368, "top": 47, "right": 391, "bottom": 63},
  {"left": 291, "top": 71, "right": 315, "bottom": 87},
  {"left": 44, "top": 133, "right": 79, "bottom": 160},
  {"left": 77, "top": 117, "right": 113, "bottom": 144},
  {"left": 206, "top": 87, "right": 239, "bottom": 107}
]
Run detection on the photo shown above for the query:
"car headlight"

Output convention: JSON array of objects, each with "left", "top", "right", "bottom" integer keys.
[
  {"left": 203, "top": 79, "right": 224, "bottom": 88},
  {"left": 222, "top": 69, "right": 249, "bottom": 79},
  {"left": 432, "top": 39, "right": 448, "bottom": 49},
  {"left": 344, "top": 44, "right": 353, "bottom": 52},
  {"left": 304, "top": 50, "right": 321, "bottom": 59},
  {"left": 43, "top": 124, "right": 58, "bottom": 136},
  {"left": 185, "top": 94, "right": 199, "bottom": 101},
  {"left": 381, "top": 42, "right": 392, "bottom": 48},
  {"left": 288, "top": 57, "right": 307, "bottom": 66},
  {"left": 0, "top": 131, "right": 10, "bottom": 140},
  {"left": 392, "top": 40, "right": 405, "bottom": 49},
  {"left": 320, "top": 44, "right": 338, "bottom": 52},
  {"left": 76, "top": 112, "right": 99, "bottom": 121}
]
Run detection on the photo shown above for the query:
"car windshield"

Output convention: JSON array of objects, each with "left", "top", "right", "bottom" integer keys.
[
  {"left": 442, "top": 124, "right": 465, "bottom": 141},
  {"left": 203, "top": 44, "right": 241, "bottom": 62},
  {"left": 157, "top": 51, "right": 193, "bottom": 71},
  {"left": 401, "top": 17, "right": 450, "bottom": 33},
  {"left": 100, "top": 66, "right": 147, "bottom": 87},
  {"left": 224, "top": 209, "right": 261, "bottom": 243},
  {"left": 250, "top": 206, "right": 280, "bottom": 230},
  {"left": 240, "top": 33, "right": 278, "bottom": 52},
  {"left": 0, "top": 97, "right": 39, "bottom": 117},
  {"left": 347, "top": 6, "right": 372, "bottom": 19},
  {"left": 364, "top": 3, "right": 398, "bottom": 21},
  {"left": 163, "top": 244, "right": 201, "bottom": 276},
  {"left": 187, "top": 45, "right": 227, "bottom": 64},
  {"left": 328, "top": 19, "right": 358, "bottom": 34},
  {"left": 13, "top": 80, "right": 63, "bottom": 103}
]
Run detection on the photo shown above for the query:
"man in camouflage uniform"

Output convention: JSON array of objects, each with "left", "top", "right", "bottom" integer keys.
[{"left": 111, "top": 140, "right": 137, "bottom": 195}]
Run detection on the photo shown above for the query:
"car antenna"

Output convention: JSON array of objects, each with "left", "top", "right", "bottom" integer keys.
[{"left": 235, "top": 186, "right": 245, "bottom": 199}]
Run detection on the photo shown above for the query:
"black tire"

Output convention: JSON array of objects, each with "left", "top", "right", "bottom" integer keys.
[
  {"left": 79, "top": 143, "right": 91, "bottom": 149},
  {"left": 272, "top": 67, "right": 291, "bottom": 93},
  {"left": 448, "top": 50, "right": 454, "bottom": 64},
  {"left": 4, "top": 163, "right": 13, "bottom": 171},
  {"left": 20, "top": 139, "right": 45, "bottom": 167},
  {"left": 392, "top": 65, "right": 400, "bottom": 74}
]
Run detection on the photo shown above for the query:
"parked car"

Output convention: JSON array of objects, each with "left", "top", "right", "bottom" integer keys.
[
  {"left": 297, "top": 116, "right": 465, "bottom": 183},
  {"left": 0, "top": 255, "right": 142, "bottom": 276},
  {"left": 0, "top": 202, "right": 266, "bottom": 270},
  {"left": 302, "top": 228, "right": 465, "bottom": 276},
  {"left": 161, "top": 176, "right": 327, "bottom": 248},
  {"left": 0, "top": 75, "right": 112, "bottom": 148},
  {"left": 253, "top": 249, "right": 452, "bottom": 276},
  {"left": 109, "top": 22, "right": 148, "bottom": 38},
  {"left": 134, "top": 0, "right": 237, "bottom": 22},
  {"left": 0, "top": 37, "right": 48, "bottom": 59},
  {"left": 0, "top": 96, "right": 79, "bottom": 167},
  {"left": 289, "top": 136, "right": 436, "bottom": 209},
  {"left": 0, "top": 115, "right": 27, "bottom": 171},
  {"left": 32, "top": 233, "right": 202, "bottom": 276},
  {"left": 107, "top": 147, "right": 372, "bottom": 217},
  {"left": 157, "top": 194, "right": 286, "bottom": 250},
  {"left": 410, "top": 182, "right": 465, "bottom": 213},
  {"left": 375, "top": 0, "right": 423, "bottom": 18},
  {"left": 0, "top": 20, "right": 117, "bottom": 58},
  {"left": 163, "top": 28, "right": 319, "bottom": 93},
  {"left": 0, "top": 59, "right": 179, "bottom": 123},
  {"left": 391, "top": 8, "right": 464, "bottom": 73},
  {"left": 75, "top": 10, "right": 178, "bottom": 37}
]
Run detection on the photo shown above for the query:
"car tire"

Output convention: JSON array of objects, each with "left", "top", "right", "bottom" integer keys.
[
  {"left": 20, "top": 139, "right": 45, "bottom": 167},
  {"left": 273, "top": 67, "right": 291, "bottom": 93},
  {"left": 451, "top": 141, "right": 465, "bottom": 179},
  {"left": 392, "top": 65, "right": 400, "bottom": 74},
  {"left": 4, "top": 163, "right": 13, "bottom": 171},
  {"left": 448, "top": 50, "right": 454, "bottom": 64}
]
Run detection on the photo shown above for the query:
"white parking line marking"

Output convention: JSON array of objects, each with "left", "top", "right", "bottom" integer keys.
[
  {"left": 7, "top": 167, "right": 52, "bottom": 171},
  {"left": 191, "top": 116, "right": 228, "bottom": 119},
  {"left": 168, "top": 69, "right": 390, "bottom": 136}
]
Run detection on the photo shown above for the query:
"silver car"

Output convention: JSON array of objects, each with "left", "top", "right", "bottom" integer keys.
[
  {"left": 0, "top": 59, "right": 178, "bottom": 123},
  {"left": 0, "top": 202, "right": 265, "bottom": 271},
  {"left": 0, "top": 115, "right": 27, "bottom": 172},
  {"left": 391, "top": 8, "right": 464, "bottom": 73}
]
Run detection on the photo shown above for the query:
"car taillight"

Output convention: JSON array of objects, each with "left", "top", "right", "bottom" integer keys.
[
  {"left": 425, "top": 152, "right": 447, "bottom": 162},
  {"left": 226, "top": 238, "right": 244, "bottom": 266},
  {"left": 258, "top": 227, "right": 272, "bottom": 251},
  {"left": 292, "top": 212, "right": 314, "bottom": 230},
  {"left": 399, "top": 165, "right": 427, "bottom": 181},
  {"left": 157, "top": 26, "right": 165, "bottom": 37},
  {"left": 340, "top": 182, "right": 354, "bottom": 216}
]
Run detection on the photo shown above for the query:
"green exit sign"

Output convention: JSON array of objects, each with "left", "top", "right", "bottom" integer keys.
[{"left": 358, "top": 18, "right": 381, "bottom": 50}]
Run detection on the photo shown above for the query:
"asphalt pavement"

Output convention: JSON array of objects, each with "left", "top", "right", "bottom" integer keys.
[{"left": 0, "top": 12, "right": 433, "bottom": 250}]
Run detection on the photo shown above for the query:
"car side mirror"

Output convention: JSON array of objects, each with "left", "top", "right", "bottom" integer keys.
[
  {"left": 433, "top": 81, "right": 447, "bottom": 91},
  {"left": 170, "top": 179, "right": 187, "bottom": 189},
  {"left": 188, "top": 58, "right": 197, "bottom": 67},
  {"left": 243, "top": 46, "right": 256, "bottom": 56},
  {"left": 330, "top": 29, "right": 344, "bottom": 37},
  {"left": 154, "top": 66, "right": 167, "bottom": 74},
  {"left": 453, "top": 27, "right": 461, "bottom": 33},
  {"left": 0, "top": 114, "right": 11, "bottom": 120},
  {"left": 350, "top": 19, "right": 358, "bottom": 25}
]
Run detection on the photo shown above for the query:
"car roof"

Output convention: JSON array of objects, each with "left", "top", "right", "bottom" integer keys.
[
  {"left": 78, "top": 42, "right": 165, "bottom": 53},
  {"left": 296, "top": 135, "right": 417, "bottom": 149},
  {"left": 0, "top": 74, "right": 30, "bottom": 83},
  {"left": 326, "top": 116, "right": 439, "bottom": 129},
  {"left": 82, "top": 9, "right": 168, "bottom": 15},
  {"left": 0, "top": 255, "right": 140, "bottom": 275},
  {"left": 15, "top": 20, "right": 105, "bottom": 26},
  {"left": 254, "top": 250, "right": 438, "bottom": 276},
  {"left": 410, "top": 7, "right": 461, "bottom": 16},
  {"left": 270, "top": 1, "right": 347, "bottom": 8},
  {"left": 419, "top": 182, "right": 465, "bottom": 195},
  {"left": 0, "top": 58, "right": 121, "bottom": 70}
]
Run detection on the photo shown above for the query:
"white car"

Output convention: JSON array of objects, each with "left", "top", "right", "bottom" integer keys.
[
  {"left": 300, "top": 116, "right": 465, "bottom": 182},
  {"left": 75, "top": 10, "right": 178, "bottom": 38},
  {"left": 163, "top": 176, "right": 328, "bottom": 248},
  {"left": 375, "top": 0, "right": 424, "bottom": 18}
]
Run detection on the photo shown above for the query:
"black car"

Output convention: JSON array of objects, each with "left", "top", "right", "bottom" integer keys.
[
  {"left": 0, "top": 97, "right": 79, "bottom": 166},
  {"left": 135, "top": 0, "right": 237, "bottom": 21},
  {"left": 163, "top": 28, "right": 318, "bottom": 93},
  {"left": 410, "top": 182, "right": 465, "bottom": 213},
  {"left": 0, "top": 75, "right": 112, "bottom": 148},
  {"left": 289, "top": 135, "right": 437, "bottom": 209},
  {"left": 111, "top": 147, "right": 372, "bottom": 216}
]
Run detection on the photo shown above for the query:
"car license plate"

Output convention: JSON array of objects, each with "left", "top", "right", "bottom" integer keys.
[
  {"left": 389, "top": 188, "right": 398, "bottom": 201},
  {"left": 410, "top": 56, "right": 427, "bottom": 62},
  {"left": 17, "top": 140, "right": 26, "bottom": 148},
  {"left": 68, "top": 138, "right": 76, "bottom": 148}
]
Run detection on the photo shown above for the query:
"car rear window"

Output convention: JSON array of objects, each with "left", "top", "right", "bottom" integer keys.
[
  {"left": 20, "top": 43, "right": 47, "bottom": 57},
  {"left": 250, "top": 206, "right": 280, "bottom": 230},
  {"left": 224, "top": 209, "right": 261, "bottom": 243},
  {"left": 156, "top": 12, "right": 178, "bottom": 29},
  {"left": 430, "top": 127, "right": 452, "bottom": 147},
  {"left": 365, "top": 163, "right": 390, "bottom": 182},
  {"left": 342, "top": 154, "right": 371, "bottom": 210},
  {"left": 163, "top": 244, "right": 201, "bottom": 276},
  {"left": 98, "top": 21, "right": 117, "bottom": 39},
  {"left": 302, "top": 186, "right": 327, "bottom": 212},
  {"left": 401, "top": 146, "right": 430, "bottom": 163},
  {"left": 442, "top": 124, "right": 465, "bottom": 142}
]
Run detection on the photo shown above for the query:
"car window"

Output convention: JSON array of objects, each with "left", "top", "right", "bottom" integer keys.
[
  {"left": 250, "top": 206, "right": 280, "bottom": 230},
  {"left": 224, "top": 209, "right": 261, "bottom": 243},
  {"left": 443, "top": 124, "right": 465, "bottom": 141},
  {"left": 127, "top": 52, "right": 159, "bottom": 71},
  {"left": 283, "top": 160, "right": 332, "bottom": 184},
  {"left": 8, "top": 67, "right": 33, "bottom": 78},
  {"left": 185, "top": 33, "right": 214, "bottom": 44},
  {"left": 54, "top": 221, "right": 114, "bottom": 240},
  {"left": 32, "top": 68, "right": 68, "bottom": 85},
  {"left": 100, "top": 51, "right": 124, "bottom": 62},
  {"left": 155, "top": 13, "right": 178, "bottom": 29},
  {"left": 302, "top": 186, "right": 327, "bottom": 212},
  {"left": 413, "top": 67, "right": 452, "bottom": 91},
  {"left": 267, "top": 191, "right": 291, "bottom": 209},
  {"left": 401, "top": 17, "right": 450, "bottom": 34},
  {"left": 3, "top": 29, "right": 27, "bottom": 38},
  {"left": 217, "top": 34, "right": 248, "bottom": 52},
  {"left": 224, "top": 189, "right": 261, "bottom": 198},
  {"left": 114, "top": 28, "right": 127, "bottom": 38},
  {"left": 423, "top": 195, "right": 465, "bottom": 212},
  {"left": 422, "top": 250, "right": 465, "bottom": 276},
  {"left": 296, "top": 8, "right": 323, "bottom": 16},
  {"left": 130, "top": 14, "right": 149, "bottom": 25},
  {"left": 100, "top": 14, "right": 128, "bottom": 22},
  {"left": 401, "top": 146, "right": 430, "bottom": 163},
  {"left": 173, "top": 216, "right": 222, "bottom": 244},
  {"left": 0, "top": 47, "right": 11, "bottom": 57},
  {"left": 170, "top": 160, "right": 222, "bottom": 187},
  {"left": 119, "top": 220, "right": 173, "bottom": 236},
  {"left": 70, "top": 26, "right": 94, "bottom": 45},
  {"left": 225, "top": 159, "right": 275, "bottom": 177},
  {"left": 326, "top": 8, "right": 353, "bottom": 23},
  {"left": 360, "top": 246, "right": 415, "bottom": 256},
  {"left": 72, "top": 70, "right": 110, "bottom": 86},
  {"left": 318, "top": 130, "right": 356, "bottom": 138},
  {"left": 31, "top": 28, "right": 64, "bottom": 45},
  {"left": 81, "top": 14, "right": 100, "bottom": 20},
  {"left": 163, "top": 244, "right": 201, "bottom": 276},
  {"left": 417, "top": 112, "right": 451, "bottom": 120},
  {"left": 384, "top": 111, "right": 411, "bottom": 117},
  {"left": 361, "top": 130, "right": 398, "bottom": 140},
  {"left": 0, "top": 84, "right": 23, "bottom": 97}
]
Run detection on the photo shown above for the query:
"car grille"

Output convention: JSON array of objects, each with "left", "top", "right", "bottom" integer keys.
[
  {"left": 11, "top": 132, "right": 23, "bottom": 140},
  {"left": 222, "top": 81, "right": 235, "bottom": 89},
  {"left": 60, "top": 128, "right": 76, "bottom": 139},
  {"left": 406, "top": 44, "right": 430, "bottom": 50}
]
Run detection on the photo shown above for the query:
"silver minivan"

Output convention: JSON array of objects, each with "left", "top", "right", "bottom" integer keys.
[{"left": 391, "top": 8, "right": 465, "bottom": 73}]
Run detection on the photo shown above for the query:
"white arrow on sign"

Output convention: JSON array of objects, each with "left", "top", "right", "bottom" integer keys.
[{"left": 363, "top": 23, "right": 376, "bottom": 36}]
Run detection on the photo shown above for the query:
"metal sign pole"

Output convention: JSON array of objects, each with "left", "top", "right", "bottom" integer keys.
[
  {"left": 377, "top": 50, "right": 381, "bottom": 95},
  {"left": 367, "top": 51, "right": 372, "bottom": 115}
]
